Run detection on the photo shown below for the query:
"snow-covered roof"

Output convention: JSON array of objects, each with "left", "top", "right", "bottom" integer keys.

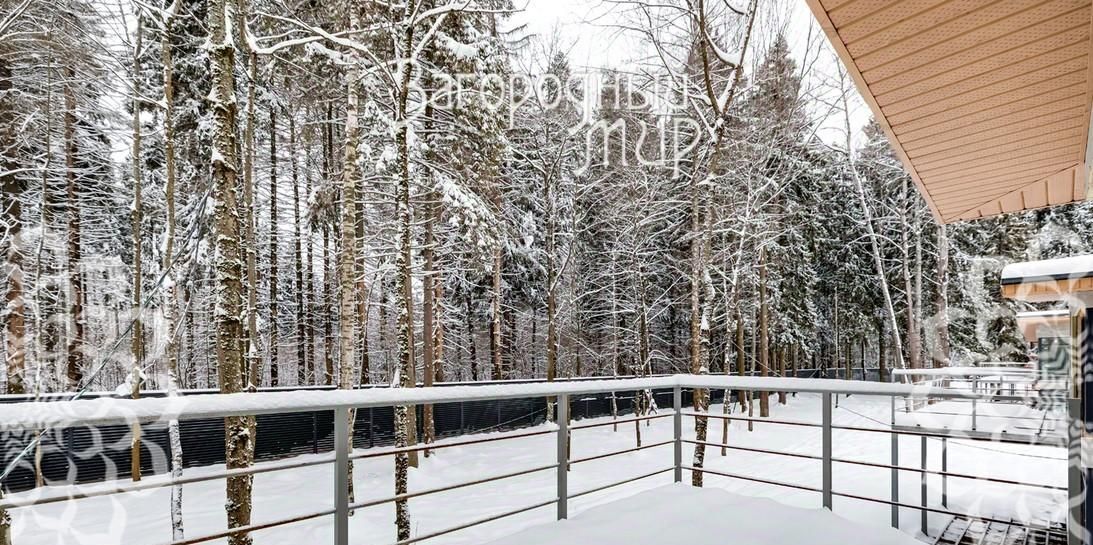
[
  {"left": 1015, "top": 310, "right": 1070, "bottom": 318},
  {"left": 1000, "top": 255, "right": 1093, "bottom": 285}
]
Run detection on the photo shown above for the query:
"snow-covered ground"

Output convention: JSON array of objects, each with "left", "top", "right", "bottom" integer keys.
[
  {"left": 484, "top": 484, "right": 922, "bottom": 545},
  {"left": 11, "top": 393, "right": 1067, "bottom": 545}
]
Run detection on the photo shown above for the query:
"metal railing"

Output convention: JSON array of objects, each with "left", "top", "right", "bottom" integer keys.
[
  {"left": 2, "top": 375, "right": 1076, "bottom": 545},
  {"left": 890, "top": 367, "right": 1068, "bottom": 442}
]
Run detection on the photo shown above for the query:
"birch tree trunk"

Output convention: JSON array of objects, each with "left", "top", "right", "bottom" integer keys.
[
  {"left": 337, "top": 28, "right": 361, "bottom": 507},
  {"left": 394, "top": 3, "right": 419, "bottom": 537},
  {"left": 841, "top": 77, "right": 907, "bottom": 372},
  {"left": 209, "top": 0, "right": 253, "bottom": 539},
  {"left": 162, "top": 7, "right": 185, "bottom": 537}
]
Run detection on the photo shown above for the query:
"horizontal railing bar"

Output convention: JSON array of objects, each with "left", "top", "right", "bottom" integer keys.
[
  {"left": 685, "top": 439, "right": 1065, "bottom": 492},
  {"left": 392, "top": 499, "right": 558, "bottom": 545},
  {"left": 567, "top": 467, "right": 674, "bottom": 500},
  {"left": 570, "top": 440, "right": 674, "bottom": 465},
  {"left": 350, "top": 429, "right": 556, "bottom": 461},
  {"left": 684, "top": 466, "right": 823, "bottom": 493},
  {"left": 842, "top": 424, "right": 1065, "bottom": 446},
  {"left": 10, "top": 375, "right": 1002, "bottom": 431},
  {"left": 570, "top": 413, "right": 672, "bottom": 430},
  {"left": 349, "top": 463, "right": 558, "bottom": 511},
  {"left": 160, "top": 507, "right": 335, "bottom": 545},
  {"left": 0, "top": 454, "right": 337, "bottom": 510},
  {"left": 829, "top": 457, "right": 1066, "bottom": 491},
  {"left": 683, "top": 412, "right": 821, "bottom": 429},
  {"left": 684, "top": 439, "right": 822, "bottom": 461},
  {"left": 689, "top": 466, "right": 1061, "bottom": 532},
  {"left": 897, "top": 410, "right": 1061, "bottom": 422}
]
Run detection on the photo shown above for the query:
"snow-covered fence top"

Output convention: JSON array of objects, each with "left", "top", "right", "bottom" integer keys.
[
  {"left": 890, "top": 367, "right": 1035, "bottom": 378},
  {"left": 1, "top": 375, "right": 991, "bottom": 431}
]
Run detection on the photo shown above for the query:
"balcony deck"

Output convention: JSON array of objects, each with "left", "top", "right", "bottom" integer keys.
[{"left": 6, "top": 384, "right": 1067, "bottom": 545}]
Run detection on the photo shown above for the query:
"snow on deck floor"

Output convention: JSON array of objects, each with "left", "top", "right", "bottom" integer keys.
[
  {"left": 10, "top": 393, "right": 1067, "bottom": 545},
  {"left": 484, "top": 484, "right": 922, "bottom": 545}
]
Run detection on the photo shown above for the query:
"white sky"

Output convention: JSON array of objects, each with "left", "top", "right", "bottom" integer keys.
[{"left": 510, "top": 0, "right": 873, "bottom": 148}]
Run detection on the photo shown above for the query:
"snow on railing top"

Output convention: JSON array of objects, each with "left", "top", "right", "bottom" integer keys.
[
  {"left": 890, "top": 367, "right": 1035, "bottom": 377},
  {"left": 1, "top": 375, "right": 993, "bottom": 432}
]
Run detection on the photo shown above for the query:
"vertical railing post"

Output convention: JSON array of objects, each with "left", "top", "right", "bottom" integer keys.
[
  {"left": 920, "top": 436, "right": 928, "bottom": 536},
  {"left": 941, "top": 437, "right": 948, "bottom": 508},
  {"left": 673, "top": 386, "right": 683, "bottom": 483},
  {"left": 971, "top": 379, "right": 978, "bottom": 431},
  {"left": 1067, "top": 397, "right": 1083, "bottom": 545},
  {"left": 334, "top": 407, "right": 349, "bottom": 545},
  {"left": 557, "top": 393, "right": 569, "bottom": 520},
  {"left": 822, "top": 392, "right": 832, "bottom": 510},
  {"left": 891, "top": 427, "right": 899, "bottom": 528}
]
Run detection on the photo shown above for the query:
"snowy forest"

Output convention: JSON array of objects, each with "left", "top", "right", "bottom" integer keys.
[
  {"left": 3, "top": 0, "right": 1093, "bottom": 421},
  {"left": 5, "top": 0, "right": 1093, "bottom": 542}
]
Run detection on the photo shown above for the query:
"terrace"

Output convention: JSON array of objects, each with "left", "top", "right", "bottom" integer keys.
[{"left": 3, "top": 374, "right": 1075, "bottom": 545}]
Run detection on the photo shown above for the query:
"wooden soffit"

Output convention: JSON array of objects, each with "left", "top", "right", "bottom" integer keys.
[{"left": 805, "top": 0, "right": 1093, "bottom": 223}]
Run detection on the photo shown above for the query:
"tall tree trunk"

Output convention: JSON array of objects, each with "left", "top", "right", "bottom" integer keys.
[
  {"left": 902, "top": 177, "right": 921, "bottom": 370},
  {"left": 241, "top": 32, "right": 260, "bottom": 390},
  {"left": 337, "top": 38, "right": 361, "bottom": 507},
  {"left": 545, "top": 171, "right": 558, "bottom": 420},
  {"left": 393, "top": 4, "right": 418, "bottom": 537},
  {"left": 323, "top": 227, "right": 334, "bottom": 385},
  {"left": 290, "top": 109, "right": 307, "bottom": 386},
  {"left": 433, "top": 262, "right": 445, "bottom": 383},
  {"left": 162, "top": 8, "right": 185, "bottom": 537},
  {"left": 304, "top": 163, "right": 315, "bottom": 385},
  {"left": 777, "top": 346, "right": 786, "bottom": 404},
  {"left": 735, "top": 310, "right": 746, "bottom": 411},
  {"left": 209, "top": 0, "right": 253, "bottom": 539},
  {"left": 1, "top": 57, "right": 25, "bottom": 396},
  {"left": 878, "top": 320, "right": 888, "bottom": 382},
  {"left": 688, "top": 168, "right": 711, "bottom": 487},
  {"left": 466, "top": 295, "right": 477, "bottom": 380},
  {"left": 758, "top": 248, "right": 769, "bottom": 418},
  {"left": 841, "top": 83, "right": 907, "bottom": 372},
  {"left": 0, "top": 52, "right": 18, "bottom": 545},
  {"left": 354, "top": 177, "right": 370, "bottom": 387},
  {"left": 268, "top": 106, "right": 279, "bottom": 387},
  {"left": 490, "top": 244, "right": 503, "bottom": 380},
  {"left": 422, "top": 198, "right": 436, "bottom": 454},
  {"left": 934, "top": 224, "right": 951, "bottom": 368},
  {"left": 63, "top": 70, "right": 83, "bottom": 389},
  {"left": 126, "top": 25, "right": 144, "bottom": 481}
]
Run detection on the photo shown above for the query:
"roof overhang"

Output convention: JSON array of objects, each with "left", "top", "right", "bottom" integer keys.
[
  {"left": 1000, "top": 254, "right": 1093, "bottom": 301},
  {"left": 805, "top": 0, "right": 1093, "bottom": 224},
  {"left": 1015, "top": 309, "right": 1070, "bottom": 341}
]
